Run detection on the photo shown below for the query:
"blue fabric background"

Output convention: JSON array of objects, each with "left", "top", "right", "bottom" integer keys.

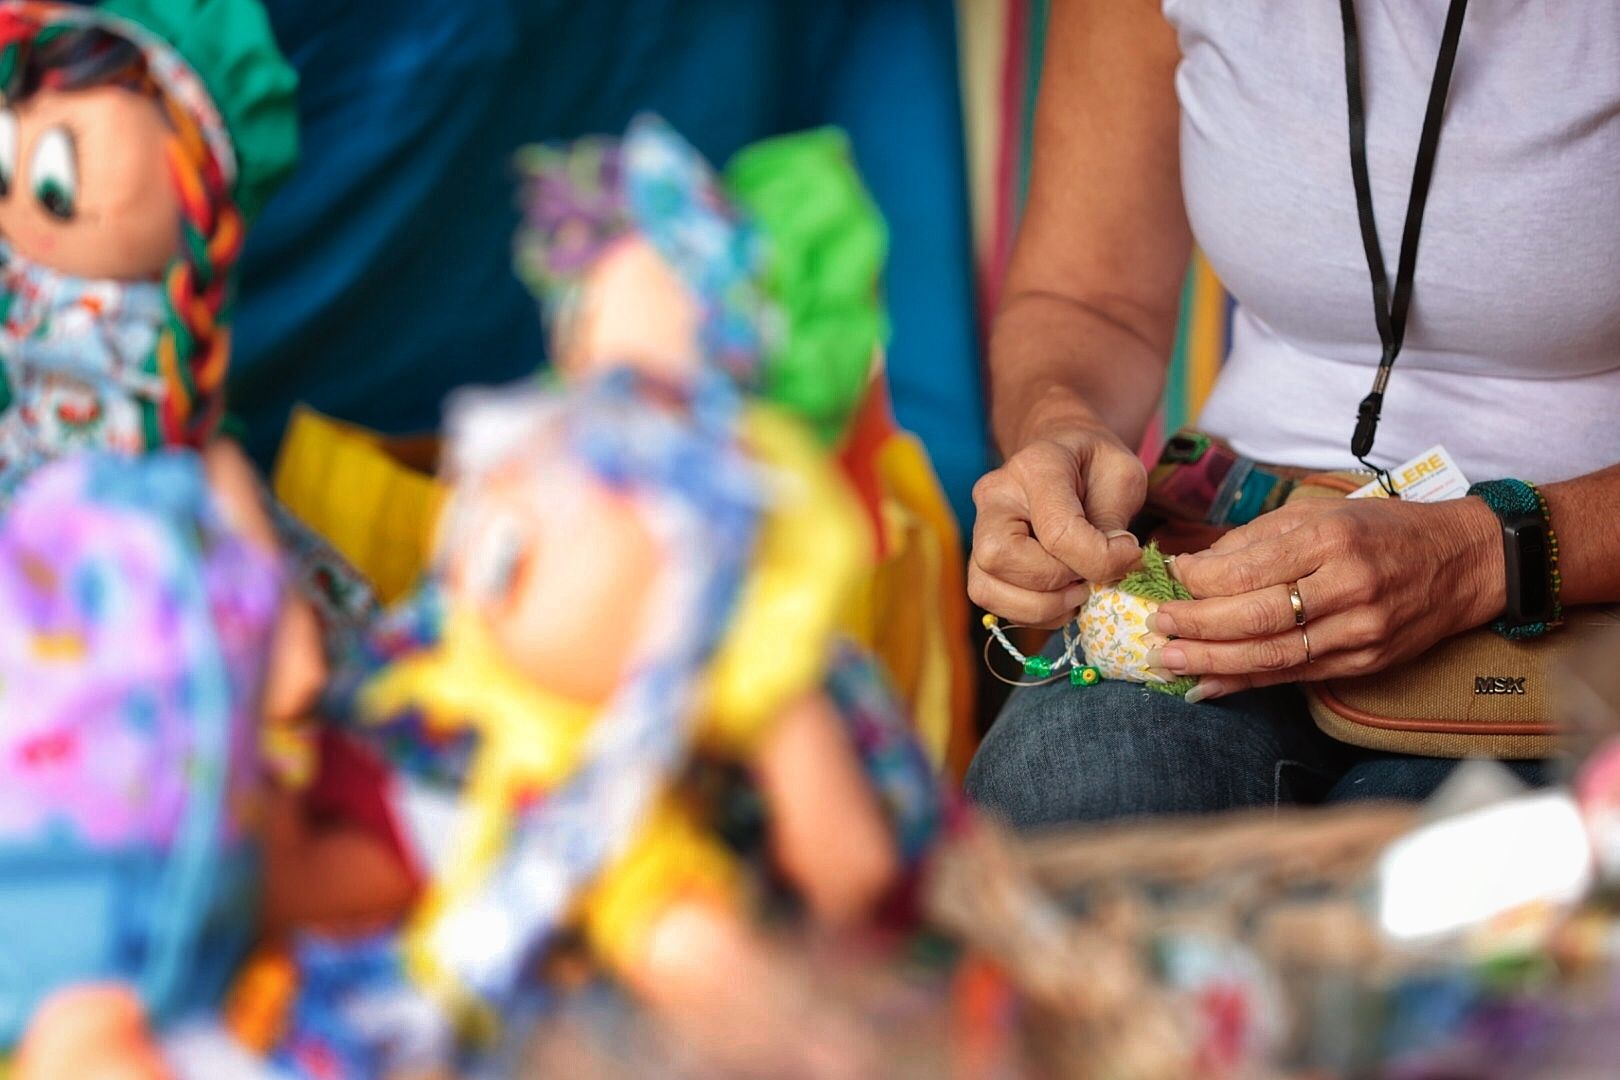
[{"left": 232, "top": 0, "right": 987, "bottom": 527}]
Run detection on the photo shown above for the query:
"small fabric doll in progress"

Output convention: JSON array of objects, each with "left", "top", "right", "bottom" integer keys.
[
  {"left": 328, "top": 371, "right": 923, "bottom": 1071},
  {"left": 0, "top": 451, "right": 283, "bottom": 1079},
  {"left": 986, "top": 543, "right": 1198, "bottom": 696},
  {"left": 1077, "top": 544, "right": 1198, "bottom": 696},
  {"left": 0, "top": 0, "right": 324, "bottom": 732}
]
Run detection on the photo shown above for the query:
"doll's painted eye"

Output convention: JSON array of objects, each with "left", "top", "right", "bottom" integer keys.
[
  {"left": 0, "top": 110, "right": 16, "bottom": 197},
  {"left": 30, "top": 126, "right": 77, "bottom": 221},
  {"left": 469, "top": 513, "right": 527, "bottom": 600}
]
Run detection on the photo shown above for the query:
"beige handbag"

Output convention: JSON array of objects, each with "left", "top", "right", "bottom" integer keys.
[{"left": 1285, "top": 473, "right": 1620, "bottom": 759}]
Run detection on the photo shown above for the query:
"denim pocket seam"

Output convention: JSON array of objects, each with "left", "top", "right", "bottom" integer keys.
[{"left": 1273, "top": 757, "right": 1336, "bottom": 807}]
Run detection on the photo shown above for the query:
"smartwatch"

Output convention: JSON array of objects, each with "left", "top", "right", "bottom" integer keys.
[{"left": 1467, "top": 479, "right": 1562, "bottom": 639}]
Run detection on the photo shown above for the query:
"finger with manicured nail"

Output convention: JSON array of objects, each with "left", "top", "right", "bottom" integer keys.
[
  {"left": 1144, "top": 645, "right": 1188, "bottom": 673},
  {"left": 1145, "top": 611, "right": 1177, "bottom": 636},
  {"left": 1184, "top": 679, "right": 1228, "bottom": 704}
]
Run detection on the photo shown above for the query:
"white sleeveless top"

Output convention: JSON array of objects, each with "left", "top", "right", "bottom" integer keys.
[{"left": 1163, "top": 0, "right": 1620, "bottom": 483}]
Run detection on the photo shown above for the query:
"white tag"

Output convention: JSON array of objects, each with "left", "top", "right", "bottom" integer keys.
[
  {"left": 1349, "top": 444, "right": 1470, "bottom": 503},
  {"left": 1376, "top": 790, "right": 1592, "bottom": 945}
]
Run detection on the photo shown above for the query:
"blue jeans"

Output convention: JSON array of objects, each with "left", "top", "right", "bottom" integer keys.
[{"left": 965, "top": 677, "right": 1549, "bottom": 831}]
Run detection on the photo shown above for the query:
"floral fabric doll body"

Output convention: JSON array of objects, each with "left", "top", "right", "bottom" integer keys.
[{"left": 0, "top": 451, "right": 284, "bottom": 1080}]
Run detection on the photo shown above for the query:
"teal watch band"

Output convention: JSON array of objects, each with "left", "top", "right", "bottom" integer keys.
[{"left": 1467, "top": 478, "right": 1562, "bottom": 640}]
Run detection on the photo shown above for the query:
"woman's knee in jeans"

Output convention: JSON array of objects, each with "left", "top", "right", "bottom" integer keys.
[{"left": 964, "top": 681, "right": 1329, "bottom": 830}]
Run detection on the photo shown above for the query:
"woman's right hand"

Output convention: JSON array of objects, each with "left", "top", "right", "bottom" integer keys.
[
  {"left": 968, "top": 0, "right": 1186, "bottom": 627},
  {"left": 969, "top": 422, "right": 1147, "bottom": 627}
]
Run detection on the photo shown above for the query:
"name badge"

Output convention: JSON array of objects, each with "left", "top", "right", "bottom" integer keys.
[{"left": 1349, "top": 444, "right": 1470, "bottom": 504}]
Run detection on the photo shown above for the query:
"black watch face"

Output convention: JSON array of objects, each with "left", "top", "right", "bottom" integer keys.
[{"left": 1513, "top": 522, "right": 1550, "bottom": 621}]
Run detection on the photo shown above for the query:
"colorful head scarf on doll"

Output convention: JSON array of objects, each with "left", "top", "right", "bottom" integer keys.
[
  {"left": 353, "top": 370, "right": 764, "bottom": 1009},
  {"left": 0, "top": 450, "right": 282, "bottom": 1044},
  {"left": 516, "top": 114, "right": 775, "bottom": 387},
  {"left": 516, "top": 116, "right": 888, "bottom": 445},
  {"left": 0, "top": 0, "right": 298, "bottom": 481}
]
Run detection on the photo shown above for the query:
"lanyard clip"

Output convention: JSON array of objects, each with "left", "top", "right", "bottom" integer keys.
[
  {"left": 1352, "top": 391, "right": 1399, "bottom": 497},
  {"left": 1351, "top": 390, "right": 1382, "bottom": 460}
]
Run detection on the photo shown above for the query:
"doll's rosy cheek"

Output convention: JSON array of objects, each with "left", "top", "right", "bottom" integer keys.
[{"left": 489, "top": 483, "right": 661, "bottom": 706}]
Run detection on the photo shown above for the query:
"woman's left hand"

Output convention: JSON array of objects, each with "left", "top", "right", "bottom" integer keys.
[{"left": 1147, "top": 495, "right": 1507, "bottom": 701}]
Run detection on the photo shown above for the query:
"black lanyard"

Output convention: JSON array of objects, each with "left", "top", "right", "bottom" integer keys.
[{"left": 1340, "top": 0, "right": 1470, "bottom": 493}]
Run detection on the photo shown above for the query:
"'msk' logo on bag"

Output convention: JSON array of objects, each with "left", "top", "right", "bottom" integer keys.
[{"left": 1474, "top": 676, "right": 1527, "bottom": 695}]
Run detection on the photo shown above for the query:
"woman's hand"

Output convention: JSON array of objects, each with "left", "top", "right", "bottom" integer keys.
[
  {"left": 968, "top": 423, "right": 1147, "bottom": 627},
  {"left": 968, "top": 0, "right": 1187, "bottom": 629},
  {"left": 1147, "top": 495, "right": 1507, "bottom": 701}
]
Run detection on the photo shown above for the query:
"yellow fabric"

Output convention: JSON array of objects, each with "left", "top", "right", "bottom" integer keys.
[
  {"left": 361, "top": 611, "right": 596, "bottom": 790},
  {"left": 366, "top": 612, "right": 749, "bottom": 1009},
  {"left": 261, "top": 717, "right": 319, "bottom": 791},
  {"left": 1077, "top": 585, "right": 1165, "bottom": 683},
  {"left": 579, "top": 795, "right": 742, "bottom": 974},
  {"left": 839, "top": 430, "right": 975, "bottom": 775},
  {"left": 704, "top": 404, "right": 871, "bottom": 740},
  {"left": 271, "top": 407, "right": 446, "bottom": 604}
]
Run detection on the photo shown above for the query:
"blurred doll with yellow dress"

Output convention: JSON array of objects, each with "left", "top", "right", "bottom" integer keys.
[
  {"left": 313, "top": 365, "right": 941, "bottom": 1072},
  {"left": 214, "top": 113, "right": 948, "bottom": 1074},
  {"left": 286, "top": 119, "right": 947, "bottom": 1065}
]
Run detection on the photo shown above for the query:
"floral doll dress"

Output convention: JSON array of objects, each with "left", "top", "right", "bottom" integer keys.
[{"left": 0, "top": 451, "right": 282, "bottom": 1046}]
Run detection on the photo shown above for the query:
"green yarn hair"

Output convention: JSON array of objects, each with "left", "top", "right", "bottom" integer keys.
[
  {"left": 1118, "top": 542, "right": 1193, "bottom": 604},
  {"left": 724, "top": 128, "right": 889, "bottom": 447},
  {"left": 1117, "top": 542, "right": 1198, "bottom": 697}
]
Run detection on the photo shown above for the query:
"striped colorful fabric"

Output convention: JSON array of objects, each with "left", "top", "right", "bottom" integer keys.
[{"left": 958, "top": 0, "right": 1233, "bottom": 458}]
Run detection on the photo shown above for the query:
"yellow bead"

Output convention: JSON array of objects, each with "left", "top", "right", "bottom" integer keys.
[
  {"left": 1071, "top": 665, "right": 1102, "bottom": 687},
  {"left": 982, "top": 613, "right": 1000, "bottom": 630}
]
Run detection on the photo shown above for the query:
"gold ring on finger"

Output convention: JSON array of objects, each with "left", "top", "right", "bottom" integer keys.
[
  {"left": 1300, "top": 626, "right": 1313, "bottom": 664},
  {"left": 1288, "top": 581, "right": 1308, "bottom": 627}
]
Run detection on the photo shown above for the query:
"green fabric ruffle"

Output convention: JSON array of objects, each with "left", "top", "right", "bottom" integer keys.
[
  {"left": 102, "top": 0, "right": 300, "bottom": 224},
  {"left": 725, "top": 128, "right": 888, "bottom": 447}
]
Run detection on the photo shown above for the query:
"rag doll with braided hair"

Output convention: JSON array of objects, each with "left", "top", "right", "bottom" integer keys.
[{"left": 0, "top": 0, "right": 325, "bottom": 732}]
